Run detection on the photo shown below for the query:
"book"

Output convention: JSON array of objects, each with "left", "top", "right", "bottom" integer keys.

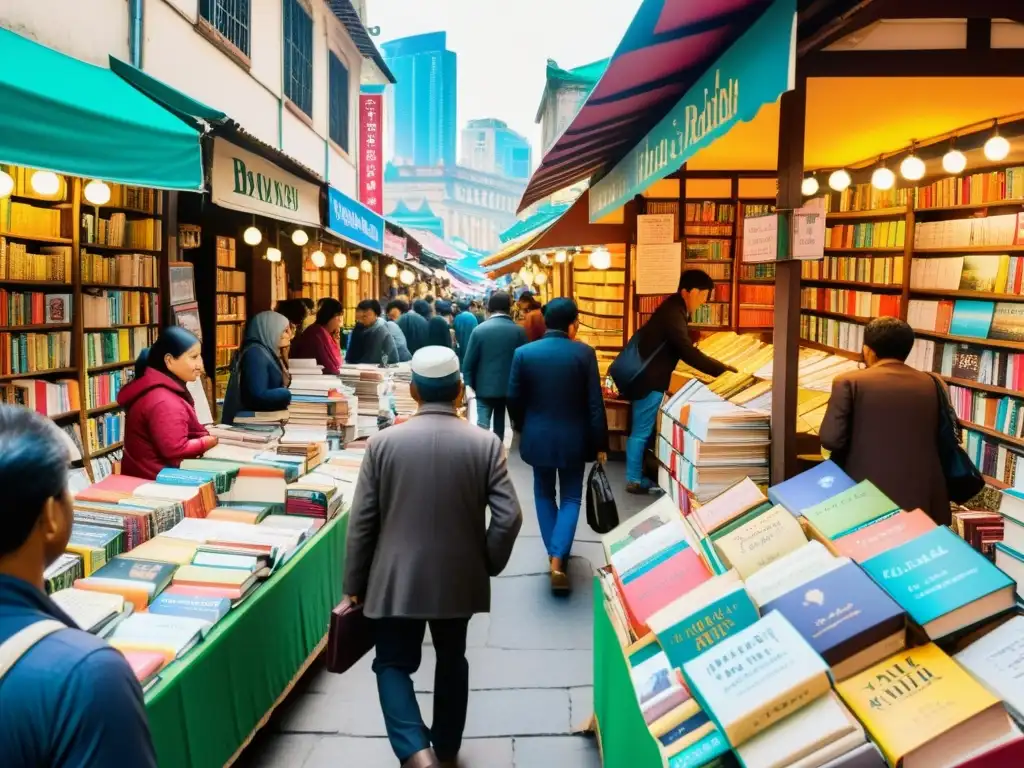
[
  {"left": 863, "top": 527, "right": 1015, "bottom": 639},
  {"left": 171, "top": 564, "right": 260, "bottom": 601},
  {"left": 682, "top": 610, "right": 831, "bottom": 747},
  {"left": 148, "top": 593, "right": 232, "bottom": 625},
  {"left": 44, "top": 553, "right": 84, "bottom": 594},
  {"left": 66, "top": 523, "right": 124, "bottom": 576},
  {"left": 949, "top": 299, "right": 996, "bottom": 338},
  {"left": 955, "top": 615, "right": 1024, "bottom": 724},
  {"left": 836, "top": 643, "right": 1019, "bottom": 768},
  {"left": 761, "top": 562, "right": 906, "bottom": 681},
  {"left": 744, "top": 541, "right": 844, "bottom": 607},
  {"left": 995, "top": 544, "right": 1024, "bottom": 601},
  {"left": 123, "top": 535, "right": 199, "bottom": 565},
  {"left": 108, "top": 612, "right": 210, "bottom": 661},
  {"left": 120, "top": 648, "right": 166, "bottom": 689},
  {"left": 74, "top": 557, "right": 177, "bottom": 609},
  {"left": 767, "top": 460, "right": 856, "bottom": 517},
  {"left": 713, "top": 504, "right": 808, "bottom": 579},
  {"left": 628, "top": 647, "right": 692, "bottom": 726},
  {"left": 49, "top": 588, "right": 124, "bottom": 634},
  {"left": 617, "top": 543, "right": 712, "bottom": 636},
  {"left": 831, "top": 509, "right": 936, "bottom": 562},
  {"left": 801, "top": 481, "right": 899, "bottom": 540},
  {"left": 691, "top": 477, "right": 768, "bottom": 536}
]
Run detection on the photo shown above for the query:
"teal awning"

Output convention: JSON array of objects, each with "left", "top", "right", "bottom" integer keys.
[
  {"left": 0, "top": 29, "right": 203, "bottom": 190},
  {"left": 109, "top": 57, "right": 227, "bottom": 128}
]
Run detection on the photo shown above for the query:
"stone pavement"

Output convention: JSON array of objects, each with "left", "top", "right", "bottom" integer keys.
[{"left": 237, "top": 450, "right": 649, "bottom": 768}]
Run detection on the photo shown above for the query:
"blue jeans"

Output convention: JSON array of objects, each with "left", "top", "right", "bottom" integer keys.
[
  {"left": 626, "top": 390, "right": 664, "bottom": 484},
  {"left": 476, "top": 397, "right": 507, "bottom": 442},
  {"left": 373, "top": 617, "right": 470, "bottom": 762},
  {"left": 533, "top": 465, "right": 585, "bottom": 561}
]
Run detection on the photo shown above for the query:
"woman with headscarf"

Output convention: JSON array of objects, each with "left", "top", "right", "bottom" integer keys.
[{"left": 221, "top": 311, "right": 293, "bottom": 424}]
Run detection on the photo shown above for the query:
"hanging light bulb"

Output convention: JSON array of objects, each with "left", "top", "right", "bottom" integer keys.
[
  {"left": 384, "top": 262, "right": 399, "bottom": 278},
  {"left": 310, "top": 249, "right": 326, "bottom": 268},
  {"left": 400, "top": 268, "right": 415, "bottom": 285},
  {"left": 0, "top": 168, "right": 13, "bottom": 199},
  {"left": 539, "top": 253, "right": 550, "bottom": 265},
  {"left": 828, "top": 169, "right": 851, "bottom": 192},
  {"left": 361, "top": 259, "right": 373, "bottom": 273},
  {"left": 534, "top": 271, "right": 548, "bottom": 285},
  {"left": 900, "top": 150, "right": 925, "bottom": 182},
  {"left": 554, "top": 249, "right": 567, "bottom": 264},
  {"left": 801, "top": 176, "right": 819, "bottom": 196},
  {"left": 871, "top": 166, "right": 895, "bottom": 191},
  {"left": 346, "top": 265, "right": 360, "bottom": 280},
  {"left": 291, "top": 229, "right": 309, "bottom": 246},
  {"left": 243, "top": 226, "right": 263, "bottom": 246},
  {"left": 333, "top": 251, "right": 347, "bottom": 269},
  {"left": 985, "top": 134, "right": 1011, "bottom": 162},
  {"left": 83, "top": 180, "right": 111, "bottom": 205},
  {"left": 942, "top": 147, "right": 967, "bottom": 175},
  {"left": 589, "top": 247, "right": 612, "bottom": 270},
  {"left": 265, "top": 247, "right": 282, "bottom": 263},
  {"left": 30, "top": 171, "right": 60, "bottom": 197}
]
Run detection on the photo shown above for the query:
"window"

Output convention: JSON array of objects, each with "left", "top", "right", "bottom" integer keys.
[
  {"left": 199, "top": 0, "right": 251, "bottom": 57},
  {"left": 328, "top": 53, "right": 350, "bottom": 152},
  {"left": 283, "top": 0, "right": 313, "bottom": 116}
]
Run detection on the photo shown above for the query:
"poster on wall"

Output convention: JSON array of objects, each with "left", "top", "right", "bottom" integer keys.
[
  {"left": 359, "top": 87, "right": 385, "bottom": 215},
  {"left": 168, "top": 262, "right": 196, "bottom": 306},
  {"left": 172, "top": 301, "right": 202, "bottom": 341},
  {"left": 636, "top": 242, "right": 683, "bottom": 295},
  {"left": 637, "top": 213, "right": 675, "bottom": 245}
]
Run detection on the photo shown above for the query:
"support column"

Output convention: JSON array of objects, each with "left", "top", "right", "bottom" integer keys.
[{"left": 770, "top": 76, "right": 807, "bottom": 485}]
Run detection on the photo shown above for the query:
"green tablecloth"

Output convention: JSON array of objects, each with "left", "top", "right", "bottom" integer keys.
[
  {"left": 593, "top": 578, "right": 665, "bottom": 767},
  {"left": 145, "top": 514, "right": 347, "bottom": 768}
]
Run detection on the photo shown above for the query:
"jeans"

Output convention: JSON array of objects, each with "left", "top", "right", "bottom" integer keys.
[
  {"left": 373, "top": 617, "right": 470, "bottom": 763},
  {"left": 626, "top": 390, "right": 664, "bottom": 484},
  {"left": 476, "top": 397, "right": 507, "bottom": 442},
  {"left": 533, "top": 465, "right": 585, "bottom": 561}
]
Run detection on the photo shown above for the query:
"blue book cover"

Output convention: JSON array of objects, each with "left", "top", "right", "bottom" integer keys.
[
  {"left": 90, "top": 557, "right": 177, "bottom": 592},
  {"left": 656, "top": 587, "right": 760, "bottom": 671},
  {"left": 767, "top": 460, "right": 855, "bottom": 516},
  {"left": 667, "top": 730, "right": 730, "bottom": 768},
  {"left": 659, "top": 710, "right": 711, "bottom": 747},
  {"left": 622, "top": 540, "right": 689, "bottom": 584},
  {"left": 863, "top": 527, "right": 1014, "bottom": 630},
  {"left": 70, "top": 524, "right": 124, "bottom": 549},
  {"left": 761, "top": 562, "right": 904, "bottom": 667},
  {"left": 149, "top": 594, "right": 231, "bottom": 624},
  {"left": 949, "top": 299, "right": 996, "bottom": 339}
]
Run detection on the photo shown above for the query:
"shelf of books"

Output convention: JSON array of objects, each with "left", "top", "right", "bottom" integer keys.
[
  {"left": 214, "top": 236, "right": 245, "bottom": 403},
  {"left": 0, "top": 165, "right": 164, "bottom": 483},
  {"left": 683, "top": 199, "right": 734, "bottom": 331},
  {"left": 736, "top": 200, "right": 777, "bottom": 331}
]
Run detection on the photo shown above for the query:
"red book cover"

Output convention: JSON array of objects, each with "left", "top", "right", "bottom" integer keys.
[
  {"left": 617, "top": 547, "right": 711, "bottom": 636},
  {"left": 120, "top": 649, "right": 167, "bottom": 682},
  {"left": 957, "top": 735, "right": 1024, "bottom": 768},
  {"left": 75, "top": 474, "right": 149, "bottom": 502},
  {"left": 832, "top": 508, "right": 937, "bottom": 562}
]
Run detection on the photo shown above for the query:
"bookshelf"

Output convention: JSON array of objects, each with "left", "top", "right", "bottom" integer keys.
[
  {"left": 214, "top": 236, "right": 245, "bottom": 403},
  {"left": 0, "top": 164, "right": 166, "bottom": 481}
]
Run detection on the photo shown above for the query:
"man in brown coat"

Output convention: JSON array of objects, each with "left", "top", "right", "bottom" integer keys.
[
  {"left": 344, "top": 346, "right": 523, "bottom": 768},
  {"left": 819, "top": 317, "right": 950, "bottom": 524}
]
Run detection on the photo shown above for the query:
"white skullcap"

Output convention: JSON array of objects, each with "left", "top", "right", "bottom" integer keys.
[{"left": 411, "top": 346, "right": 460, "bottom": 379}]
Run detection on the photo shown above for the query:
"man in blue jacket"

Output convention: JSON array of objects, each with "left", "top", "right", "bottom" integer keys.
[
  {"left": 462, "top": 292, "right": 527, "bottom": 442},
  {"left": 508, "top": 298, "right": 608, "bottom": 593},
  {"left": 0, "top": 405, "right": 157, "bottom": 767},
  {"left": 452, "top": 300, "right": 478, "bottom": 363}
]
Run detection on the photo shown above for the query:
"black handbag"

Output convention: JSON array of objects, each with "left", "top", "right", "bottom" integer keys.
[
  {"left": 608, "top": 335, "right": 665, "bottom": 401},
  {"left": 586, "top": 464, "right": 620, "bottom": 534},
  {"left": 930, "top": 374, "right": 985, "bottom": 504}
]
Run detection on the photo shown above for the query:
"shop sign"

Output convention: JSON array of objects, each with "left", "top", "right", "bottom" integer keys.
[
  {"left": 589, "top": 0, "right": 797, "bottom": 222},
  {"left": 328, "top": 186, "right": 384, "bottom": 252},
  {"left": 384, "top": 231, "right": 407, "bottom": 259},
  {"left": 210, "top": 137, "right": 320, "bottom": 227},
  {"left": 359, "top": 88, "right": 384, "bottom": 214}
]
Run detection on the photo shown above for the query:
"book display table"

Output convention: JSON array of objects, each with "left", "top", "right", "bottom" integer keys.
[{"left": 144, "top": 513, "right": 348, "bottom": 768}]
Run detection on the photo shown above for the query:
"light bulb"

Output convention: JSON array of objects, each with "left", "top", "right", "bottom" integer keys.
[
  {"left": 900, "top": 154, "right": 925, "bottom": 181},
  {"left": 83, "top": 180, "right": 111, "bottom": 205},
  {"left": 400, "top": 269, "right": 414, "bottom": 285},
  {"left": 589, "top": 247, "right": 612, "bottom": 270},
  {"left": 0, "top": 169, "right": 13, "bottom": 199},
  {"left": 30, "top": 171, "right": 60, "bottom": 196},
  {"left": 534, "top": 271, "right": 548, "bottom": 285},
  {"left": 310, "top": 250, "right": 326, "bottom": 268},
  {"left": 346, "top": 265, "right": 360, "bottom": 280},
  {"left": 539, "top": 253, "right": 550, "bottom": 265},
  {"left": 291, "top": 229, "right": 309, "bottom": 246},
  {"left": 801, "top": 177, "right": 819, "bottom": 196},
  {"left": 871, "top": 166, "right": 895, "bottom": 191},
  {"left": 333, "top": 251, "right": 347, "bottom": 268},
  {"left": 384, "top": 263, "right": 399, "bottom": 278},
  {"left": 519, "top": 268, "right": 535, "bottom": 286},
  {"left": 266, "top": 247, "right": 282, "bottom": 263},
  {"left": 361, "top": 259, "right": 373, "bottom": 273},
  {"left": 828, "top": 169, "right": 851, "bottom": 192},
  {"left": 985, "top": 135, "right": 1010, "bottom": 162},
  {"left": 243, "top": 226, "right": 262, "bottom": 246},
  {"left": 942, "top": 149, "right": 967, "bottom": 175},
  {"left": 554, "top": 250, "right": 567, "bottom": 263}
]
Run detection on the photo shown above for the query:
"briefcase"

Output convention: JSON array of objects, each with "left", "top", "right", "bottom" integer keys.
[{"left": 326, "top": 597, "right": 375, "bottom": 674}]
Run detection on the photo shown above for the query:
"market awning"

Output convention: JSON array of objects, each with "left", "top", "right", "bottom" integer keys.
[
  {"left": 404, "top": 228, "right": 464, "bottom": 262},
  {"left": 518, "top": 0, "right": 778, "bottom": 212},
  {"left": 499, "top": 201, "right": 571, "bottom": 243},
  {"left": 0, "top": 28, "right": 204, "bottom": 190}
]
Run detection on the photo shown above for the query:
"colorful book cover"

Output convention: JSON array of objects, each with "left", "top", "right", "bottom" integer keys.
[
  {"left": 148, "top": 593, "right": 231, "bottom": 624},
  {"left": 959, "top": 255, "right": 1002, "bottom": 292},
  {"left": 948, "top": 299, "right": 995, "bottom": 339},
  {"left": 713, "top": 504, "right": 807, "bottom": 579},
  {"left": 862, "top": 527, "right": 1014, "bottom": 632},
  {"left": 801, "top": 481, "right": 899, "bottom": 540},
  {"left": 832, "top": 508, "right": 936, "bottom": 562},
  {"left": 989, "top": 302, "right": 1024, "bottom": 342},
  {"left": 655, "top": 586, "right": 760, "bottom": 671},
  {"left": 620, "top": 546, "right": 712, "bottom": 635},
  {"left": 88, "top": 557, "right": 177, "bottom": 594},
  {"left": 666, "top": 729, "right": 731, "bottom": 768},
  {"left": 767, "top": 460, "right": 855, "bottom": 516}
]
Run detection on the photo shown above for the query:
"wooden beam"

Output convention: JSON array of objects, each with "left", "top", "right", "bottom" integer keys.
[
  {"left": 803, "top": 48, "right": 1024, "bottom": 77},
  {"left": 967, "top": 18, "right": 992, "bottom": 50},
  {"left": 798, "top": 0, "right": 882, "bottom": 56}
]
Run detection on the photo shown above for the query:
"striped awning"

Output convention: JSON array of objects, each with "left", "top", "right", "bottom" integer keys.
[{"left": 518, "top": 0, "right": 774, "bottom": 212}]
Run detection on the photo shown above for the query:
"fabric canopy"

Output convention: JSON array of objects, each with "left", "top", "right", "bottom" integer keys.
[
  {"left": 518, "top": 0, "right": 773, "bottom": 211},
  {"left": 0, "top": 28, "right": 203, "bottom": 190},
  {"left": 110, "top": 56, "right": 227, "bottom": 128}
]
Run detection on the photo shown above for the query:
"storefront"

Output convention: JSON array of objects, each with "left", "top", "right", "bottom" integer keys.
[{"left": 323, "top": 185, "right": 385, "bottom": 326}]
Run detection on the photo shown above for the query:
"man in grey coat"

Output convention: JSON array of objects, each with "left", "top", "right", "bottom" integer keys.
[
  {"left": 346, "top": 299, "right": 399, "bottom": 365},
  {"left": 344, "top": 346, "right": 523, "bottom": 768}
]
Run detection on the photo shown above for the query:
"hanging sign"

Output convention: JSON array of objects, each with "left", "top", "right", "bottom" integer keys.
[
  {"left": 742, "top": 214, "right": 780, "bottom": 263},
  {"left": 328, "top": 186, "right": 384, "bottom": 252},
  {"left": 359, "top": 87, "right": 384, "bottom": 214},
  {"left": 636, "top": 242, "right": 683, "bottom": 295},
  {"left": 637, "top": 213, "right": 675, "bottom": 245},
  {"left": 791, "top": 197, "right": 826, "bottom": 260},
  {"left": 384, "top": 231, "right": 407, "bottom": 259},
  {"left": 589, "top": 0, "right": 797, "bottom": 222},
  {"left": 210, "top": 137, "right": 320, "bottom": 227}
]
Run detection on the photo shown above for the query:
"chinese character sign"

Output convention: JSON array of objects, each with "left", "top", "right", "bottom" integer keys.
[{"left": 359, "top": 91, "right": 383, "bottom": 214}]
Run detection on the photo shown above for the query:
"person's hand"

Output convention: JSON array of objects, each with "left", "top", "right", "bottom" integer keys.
[
  {"left": 346, "top": 595, "right": 360, "bottom": 605},
  {"left": 597, "top": 452, "right": 608, "bottom": 465},
  {"left": 201, "top": 435, "right": 219, "bottom": 451}
]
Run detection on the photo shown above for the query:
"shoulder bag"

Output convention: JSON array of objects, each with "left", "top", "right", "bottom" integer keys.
[
  {"left": 929, "top": 373, "right": 985, "bottom": 504},
  {"left": 0, "top": 620, "right": 66, "bottom": 683},
  {"left": 608, "top": 334, "right": 665, "bottom": 401}
]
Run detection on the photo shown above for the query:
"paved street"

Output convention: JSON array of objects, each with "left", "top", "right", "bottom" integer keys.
[{"left": 239, "top": 445, "right": 647, "bottom": 768}]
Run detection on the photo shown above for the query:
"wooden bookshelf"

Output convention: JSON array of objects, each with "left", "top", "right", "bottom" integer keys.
[
  {"left": 801, "top": 278, "right": 902, "bottom": 291},
  {"left": 963, "top": 421, "right": 1024, "bottom": 450}
]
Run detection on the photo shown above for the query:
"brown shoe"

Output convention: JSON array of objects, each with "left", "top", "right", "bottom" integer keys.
[
  {"left": 550, "top": 557, "right": 570, "bottom": 594},
  {"left": 402, "top": 748, "right": 440, "bottom": 768}
]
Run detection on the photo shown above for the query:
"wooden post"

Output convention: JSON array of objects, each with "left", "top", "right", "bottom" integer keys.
[
  {"left": 770, "top": 76, "right": 807, "bottom": 485},
  {"left": 162, "top": 190, "right": 179, "bottom": 327}
]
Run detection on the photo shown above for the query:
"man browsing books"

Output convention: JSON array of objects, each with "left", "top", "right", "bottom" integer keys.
[{"left": 0, "top": 405, "right": 157, "bottom": 767}]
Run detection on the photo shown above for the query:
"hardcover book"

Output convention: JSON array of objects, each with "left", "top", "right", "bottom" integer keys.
[
  {"left": 955, "top": 615, "right": 1024, "bottom": 723},
  {"left": 831, "top": 509, "right": 936, "bottom": 562},
  {"left": 148, "top": 593, "right": 232, "bottom": 625},
  {"left": 801, "top": 481, "right": 899, "bottom": 540},
  {"left": 767, "top": 460, "right": 855, "bottom": 517},
  {"left": 744, "top": 540, "right": 845, "bottom": 608},
  {"left": 713, "top": 504, "right": 808, "bottom": 579},
  {"left": 618, "top": 545, "right": 712, "bottom": 636},
  {"left": 691, "top": 477, "right": 767, "bottom": 536},
  {"left": 948, "top": 299, "right": 995, "bottom": 339}
]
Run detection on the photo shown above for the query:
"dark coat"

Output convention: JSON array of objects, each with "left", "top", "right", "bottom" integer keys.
[
  {"left": 118, "top": 369, "right": 210, "bottom": 480},
  {"left": 427, "top": 316, "right": 454, "bottom": 349},
  {"left": 462, "top": 314, "right": 527, "bottom": 399},
  {"left": 453, "top": 311, "right": 478, "bottom": 361},
  {"left": 508, "top": 330, "right": 609, "bottom": 468},
  {"left": 627, "top": 293, "right": 727, "bottom": 398},
  {"left": 346, "top": 318, "right": 399, "bottom": 365},
  {"left": 344, "top": 403, "right": 523, "bottom": 618},
  {"left": 396, "top": 310, "right": 430, "bottom": 354},
  {"left": 819, "top": 361, "right": 950, "bottom": 525},
  {"left": 220, "top": 341, "right": 292, "bottom": 424}
]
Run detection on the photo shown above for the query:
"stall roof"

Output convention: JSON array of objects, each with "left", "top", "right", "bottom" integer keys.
[
  {"left": 0, "top": 28, "right": 204, "bottom": 190},
  {"left": 499, "top": 201, "right": 572, "bottom": 243},
  {"left": 404, "top": 228, "right": 465, "bottom": 262}
]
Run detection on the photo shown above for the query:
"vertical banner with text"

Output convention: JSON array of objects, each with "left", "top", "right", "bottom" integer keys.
[{"left": 359, "top": 86, "right": 385, "bottom": 215}]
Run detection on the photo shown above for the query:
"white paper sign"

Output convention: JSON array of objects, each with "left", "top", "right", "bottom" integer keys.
[
  {"left": 791, "top": 197, "right": 826, "bottom": 260},
  {"left": 742, "top": 214, "right": 779, "bottom": 263},
  {"left": 637, "top": 213, "right": 676, "bottom": 245},
  {"left": 636, "top": 242, "right": 682, "bottom": 295}
]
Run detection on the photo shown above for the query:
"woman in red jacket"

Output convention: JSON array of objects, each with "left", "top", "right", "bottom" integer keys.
[
  {"left": 117, "top": 326, "right": 217, "bottom": 480},
  {"left": 290, "top": 297, "right": 343, "bottom": 374}
]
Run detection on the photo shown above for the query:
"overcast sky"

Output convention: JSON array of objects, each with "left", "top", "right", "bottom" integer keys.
[{"left": 367, "top": 0, "right": 642, "bottom": 166}]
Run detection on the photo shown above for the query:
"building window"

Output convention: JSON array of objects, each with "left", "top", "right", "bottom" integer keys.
[
  {"left": 199, "top": 0, "right": 251, "bottom": 56},
  {"left": 328, "top": 53, "right": 349, "bottom": 152},
  {"left": 283, "top": 0, "right": 313, "bottom": 116}
]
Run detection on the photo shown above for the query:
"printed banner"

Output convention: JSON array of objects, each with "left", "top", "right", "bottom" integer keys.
[
  {"left": 359, "top": 90, "right": 384, "bottom": 214},
  {"left": 328, "top": 186, "right": 384, "bottom": 253}
]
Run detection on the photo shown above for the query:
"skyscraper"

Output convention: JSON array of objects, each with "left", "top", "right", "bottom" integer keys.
[
  {"left": 381, "top": 32, "right": 457, "bottom": 168},
  {"left": 460, "top": 118, "right": 532, "bottom": 179}
]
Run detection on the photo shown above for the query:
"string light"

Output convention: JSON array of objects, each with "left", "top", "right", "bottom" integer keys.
[
  {"left": 554, "top": 250, "right": 567, "bottom": 263},
  {"left": 291, "top": 229, "right": 309, "bottom": 246},
  {"left": 589, "top": 247, "right": 612, "bottom": 270},
  {"left": 30, "top": 171, "right": 60, "bottom": 196},
  {"left": 243, "top": 226, "right": 262, "bottom": 246},
  {"left": 828, "top": 169, "right": 851, "bottom": 192},
  {"left": 346, "top": 265, "right": 360, "bottom": 280},
  {"left": 400, "top": 268, "right": 414, "bottom": 285},
  {"left": 265, "top": 247, "right": 282, "bottom": 263},
  {"left": 333, "top": 251, "right": 346, "bottom": 268},
  {"left": 83, "top": 180, "right": 111, "bottom": 205},
  {"left": 361, "top": 259, "right": 373, "bottom": 273},
  {"left": 0, "top": 169, "right": 13, "bottom": 199},
  {"left": 310, "top": 249, "right": 326, "bottom": 268},
  {"left": 801, "top": 176, "right": 819, "bottom": 196},
  {"left": 384, "top": 263, "right": 398, "bottom": 278}
]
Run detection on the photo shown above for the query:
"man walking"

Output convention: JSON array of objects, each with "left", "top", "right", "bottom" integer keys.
[
  {"left": 345, "top": 347, "right": 523, "bottom": 768},
  {"left": 462, "top": 291, "right": 526, "bottom": 443},
  {"left": 394, "top": 300, "right": 430, "bottom": 355},
  {"left": 452, "top": 300, "right": 478, "bottom": 363}
]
